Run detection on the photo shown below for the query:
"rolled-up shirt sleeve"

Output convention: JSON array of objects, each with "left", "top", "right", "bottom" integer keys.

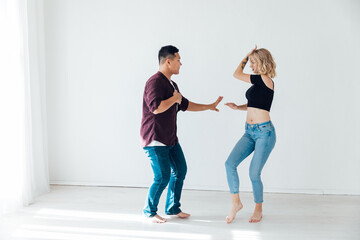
[
  {"left": 179, "top": 96, "right": 189, "bottom": 112},
  {"left": 144, "top": 79, "right": 164, "bottom": 113},
  {"left": 172, "top": 81, "right": 188, "bottom": 112}
]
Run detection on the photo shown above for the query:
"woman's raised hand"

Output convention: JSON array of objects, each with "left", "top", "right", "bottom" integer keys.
[{"left": 247, "top": 45, "right": 257, "bottom": 57}]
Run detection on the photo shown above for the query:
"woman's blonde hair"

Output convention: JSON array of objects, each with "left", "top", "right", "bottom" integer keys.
[{"left": 249, "top": 48, "right": 276, "bottom": 78}]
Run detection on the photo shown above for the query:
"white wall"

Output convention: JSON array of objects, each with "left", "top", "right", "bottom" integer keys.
[{"left": 44, "top": 0, "right": 360, "bottom": 195}]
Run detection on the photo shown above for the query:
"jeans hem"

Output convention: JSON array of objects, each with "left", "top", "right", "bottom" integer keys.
[
  {"left": 165, "top": 209, "right": 181, "bottom": 215},
  {"left": 143, "top": 212, "right": 157, "bottom": 218}
]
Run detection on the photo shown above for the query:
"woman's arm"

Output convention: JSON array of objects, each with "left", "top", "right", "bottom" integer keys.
[
  {"left": 233, "top": 56, "right": 251, "bottom": 83},
  {"left": 225, "top": 103, "right": 247, "bottom": 111},
  {"left": 233, "top": 45, "right": 257, "bottom": 83}
]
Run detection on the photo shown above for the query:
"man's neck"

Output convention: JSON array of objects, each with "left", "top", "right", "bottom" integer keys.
[{"left": 159, "top": 68, "right": 172, "bottom": 81}]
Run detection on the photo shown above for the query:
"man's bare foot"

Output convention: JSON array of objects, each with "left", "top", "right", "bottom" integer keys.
[
  {"left": 226, "top": 202, "right": 243, "bottom": 223},
  {"left": 149, "top": 214, "right": 167, "bottom": 223},
  {"left": 249, "top": 210, "right": 262, "bottom": 223},
  {"left": 176, "top": 212, "right": 191, "bottom": 218}
]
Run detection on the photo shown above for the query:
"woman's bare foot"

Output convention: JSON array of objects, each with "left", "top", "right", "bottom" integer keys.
[
  {"left": 249, "top": 210, "right": 262, "bottom": 223},
  {"left": 226, "top": 193, "right": 243, "bottom": 223},
  {"left": 226, "top": 202, "right": 243, "bottom": 223},
  {"left": 149, "top": 214, "right": 167, "bottom": 223},
  {"left": 176, "top": 211, "right": 191, "bottom": 218},
  {"left": 249, "top": 203, "right": 262, "bottom": 223}
]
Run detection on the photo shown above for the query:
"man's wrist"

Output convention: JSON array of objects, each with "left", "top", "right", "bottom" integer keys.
[{"left": 171, "top": 96, "right": 178, "bottom": 105}]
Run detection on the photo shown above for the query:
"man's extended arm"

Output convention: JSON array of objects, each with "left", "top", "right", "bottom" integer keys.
[{"left": 187, "top": 96, "right": 223, "bottom": 112}]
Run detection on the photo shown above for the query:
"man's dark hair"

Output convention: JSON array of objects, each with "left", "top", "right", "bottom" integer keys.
[{"left": 158, "top": 45, "right": 179, "bottom": 64}]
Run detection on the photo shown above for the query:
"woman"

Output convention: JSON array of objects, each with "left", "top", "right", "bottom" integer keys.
[{"left": 225, "top": 46, "right": 277, "bottom": 223}]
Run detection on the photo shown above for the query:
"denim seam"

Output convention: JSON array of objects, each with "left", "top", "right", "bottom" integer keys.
[
  {"left": 166, "top": 150, "right": 179, "bottom": 215},
  {"left": 148, "top": 148, "right": 165, "bottom": 217}
]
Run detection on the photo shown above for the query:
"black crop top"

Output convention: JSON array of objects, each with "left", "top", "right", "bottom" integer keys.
[{"left": 245, "top": 75, "right": 274, "bottom": 112}]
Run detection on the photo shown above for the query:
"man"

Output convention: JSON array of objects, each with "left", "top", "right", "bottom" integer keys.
[{"left": 140, "top": 45, "right": 223, "bottom": 223}]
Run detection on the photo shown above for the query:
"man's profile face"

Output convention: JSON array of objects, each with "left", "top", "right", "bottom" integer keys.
[{"left": 168, "top": 53, "right": 182, "bottom": 75}]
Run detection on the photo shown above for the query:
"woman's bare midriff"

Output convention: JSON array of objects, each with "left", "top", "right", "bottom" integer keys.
[{"left": 246, "top": 107, "right": 271, "bottom": 124}]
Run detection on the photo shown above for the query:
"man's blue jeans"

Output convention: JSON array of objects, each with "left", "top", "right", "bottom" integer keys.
[
  {"left": 225, "top": 121, "right": 276, "bottom": 203},
  {"left": 143, "top": 143, "right": 187, "bottom": 217}
]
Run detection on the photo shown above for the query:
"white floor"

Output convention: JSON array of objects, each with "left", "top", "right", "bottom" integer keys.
[{"left": 0, "top": 186, "right": 359, "bottom": 240}]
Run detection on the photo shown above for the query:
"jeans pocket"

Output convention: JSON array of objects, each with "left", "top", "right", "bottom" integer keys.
[{"left": 259, "top": 124, "right": 272, "bottom": 133}]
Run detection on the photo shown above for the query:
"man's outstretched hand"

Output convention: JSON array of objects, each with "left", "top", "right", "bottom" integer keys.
[{"left": 209, "top": 96, "right": 223, "bottom": 112}]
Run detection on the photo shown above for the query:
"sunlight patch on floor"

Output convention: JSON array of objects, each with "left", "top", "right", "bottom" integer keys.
[
  {"left": 13, "top": 224, "right": 212, "bottom": 240},
  {"left": 34, "top": 208, "right": 145, "bottom": 223},
  {"left": 232, "top": 230, "right": 262, "bottom": 240}
]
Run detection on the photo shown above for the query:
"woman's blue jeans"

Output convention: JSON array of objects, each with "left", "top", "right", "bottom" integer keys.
[
  {"left": 225, "top": 121, "right": 276, "bottom": 203},
  {"left": 143, "top": 143, "right": 187, "bottom": 217}
]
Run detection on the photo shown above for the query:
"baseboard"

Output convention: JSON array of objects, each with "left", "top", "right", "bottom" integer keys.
[{"left": 50, "top": 181, "right": 360, "bottom": 196}]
